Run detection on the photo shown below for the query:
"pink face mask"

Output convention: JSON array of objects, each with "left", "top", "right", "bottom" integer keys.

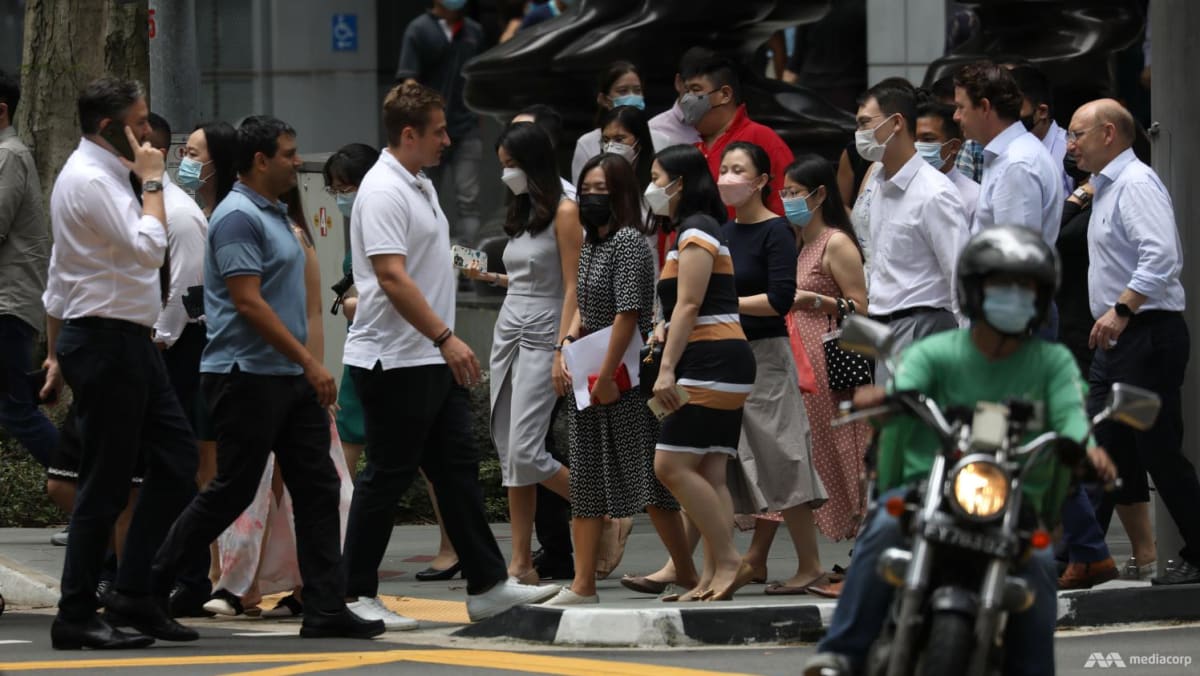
[{"left": 717, "top": 173, "right": 760, "bottom": 207}]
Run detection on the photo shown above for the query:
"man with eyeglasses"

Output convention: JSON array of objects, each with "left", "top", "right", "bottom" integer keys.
[{"left": 1059, "top": 98, "right": 1200, "bottom": 587}]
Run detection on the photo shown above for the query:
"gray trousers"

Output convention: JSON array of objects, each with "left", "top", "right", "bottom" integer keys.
[{"left": 871, "top": 309, "right": 958, "bottom": 383}]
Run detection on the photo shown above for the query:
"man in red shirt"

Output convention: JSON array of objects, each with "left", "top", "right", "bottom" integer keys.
[{"left": 682, "top": 55, "right": 794, "bottom": 216}]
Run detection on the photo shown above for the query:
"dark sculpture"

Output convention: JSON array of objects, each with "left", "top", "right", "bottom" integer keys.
[{"left": 462, "top": 0, "right": 855, "bottom": 161}]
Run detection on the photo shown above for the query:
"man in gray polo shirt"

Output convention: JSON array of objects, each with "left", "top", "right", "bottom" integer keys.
[{"left": 150, "top": 116, "right": 383, "bottom": 641}]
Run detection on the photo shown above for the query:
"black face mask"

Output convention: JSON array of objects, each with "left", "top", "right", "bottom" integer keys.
[
  {"left": 1020, "top": 114, "right": 1038, "bottom": 132},
  {"left": 1063, "top": 152, "right": 1089, "bottom": 184},
  {"left": 578, "top": 193, "right": 612, "bottom": 238}
]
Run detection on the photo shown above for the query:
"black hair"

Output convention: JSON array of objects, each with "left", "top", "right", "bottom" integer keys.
[
  {"left": 577, "top": 153, "right": 648, "bottom": 240},
  {"left": 954, "top": 61, "right": 1023, "bottom": 122},
  {"left": 784, "top": 154, "right": 862, "bottom": 260},
  {"left": 194, "top": 120, "right": 238, "bottom": 206},
  {"left": 497, "top": 121, "right": 563, "bottom": 237},
  {"left": 323, "top": 143, "right": 378, "bottom": 189},
  {"left": 916, "top": 98, "right": 962, "bottom": 139},
  {"left": 865, "top": 78, "right": 917, "bottom": 135},
  {"left": 234, "top": 115, "right": 296, "bottom": 175},
  {"left": 0, "top": 69, "right": 19, "bottom": 120},
  {"left": 598, "top": 105, "right": 654, "bottom": 189},
  {"left": 148, "top": 112, "right": 171, "bottom": 150},
  {"left": 690, "top": 54, "right": 742, "bottom": 104},
  {"left": 722, "top": 141, "right": 772, "bottom": 206},
  {"left": 514, "top": 103, "right": 563, "bottom": 149},
  {"left": 594, "top": 60, "right": 641, "bottom": 127},
  {"left": 930, "top": 75, "right": 956, "bottom": 103},
  {"left": 654, "top": 144, "right": 727, "bottom": 232},
  {"left": 1009, "top": 64, "right": 1053, "bottom": 112},
  {"left": 280, "top": 186, "right": 314, "bottom": 247},
  {"left": 77, "top": 76, "right": 143, "bottom": 135},
  {"left": 679, "top": 46, "right": 717, "bottom": 80}
]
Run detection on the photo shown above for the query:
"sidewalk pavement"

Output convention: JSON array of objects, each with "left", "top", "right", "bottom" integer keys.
[{"left": 2, "top": 513, "right": 1196, "bottom": 647}]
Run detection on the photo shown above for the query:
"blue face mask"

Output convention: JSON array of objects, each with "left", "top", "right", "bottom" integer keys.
[
  {"left": 783, "top": 195, "right": 813, "bottom": 227},
  {"left": 914, "top": 141, "right": 950, "bottom": 171},
  {"left": 441, "top": 0, "right": 467, "bottom": 11},
  {"left": 982, "top": 285, "right": 1038, "bottom": 334},
  {"left": 177, "top": 157, "right": 208, "bottom": 191},
  {"left": 336, "top": 191, "right": 356, "bottom": 218},
  {"left": 611, "top": 94, "right": 645, "bottom": 110}
]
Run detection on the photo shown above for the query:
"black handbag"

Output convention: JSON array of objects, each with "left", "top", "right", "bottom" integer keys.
[
  {"left": 639, "top": 339, "right": 663, "bottom": 397},
  {"left": 822, "top": 299, "right": 874, "bottom": 392}
]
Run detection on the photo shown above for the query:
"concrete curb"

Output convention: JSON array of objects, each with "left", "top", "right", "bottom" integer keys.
[
  {"left": 453, "top": 603, "right": 825, "bottom": 647},
  {"left": 1057, "top": 583, "right": 1200, "bottom": 627},
  {"left": 0, "top": 554, "right": 60, "bottom": 609}
]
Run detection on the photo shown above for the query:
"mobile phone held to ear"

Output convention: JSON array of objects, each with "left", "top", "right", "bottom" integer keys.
[{"left": 100, "top": 121, "right": 136, "bottom": 162}]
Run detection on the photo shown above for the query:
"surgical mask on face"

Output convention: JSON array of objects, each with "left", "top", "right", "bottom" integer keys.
[
  {"left": 440, "top": 0, "right": 467, "bottom": 11},
  {"left": 602, "top": 141, "right": 637, "bottom": 163},
  {"left": 717, "top": 174, "right": 759, "bottom": 207},
  {"left": 783, "top": 195, "right": 813, "bottom": 226},
  {"left": 855, "top": 114, "right": 897, "bottom": 162},
  {"left": 679, "top": 91, "right": 714, "bottom": 127},
  {"left": 644, "top": 178, "right": 677, "bottom": 216},
  {"left": 336, "top": 191, "right": 356, "bottom": 218},
  {"left": 982, "top": 285, "right": 1038, "bottom": 335},
  {"left": 501, "top": 167, "right": 528, "bottom": 195},
  {"left": 915, "top": 140, "right": 951, "bottom": 171},
  {"left": 610, "top": 94, "right": 645, "bottom": 110},
  {"left": 177, "top": 157, "right": 209, "bottom": 191}
]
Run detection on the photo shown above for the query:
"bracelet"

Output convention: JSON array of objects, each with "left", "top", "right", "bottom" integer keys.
[
  {"left": 811, "top": 294, "right": 823, "bottom": 310},
  {"left": 433, "top": 328, "right": 453, "bottom": 348},
  {"left": 488, "top": 272, "right": 501, "bottom": 286}
]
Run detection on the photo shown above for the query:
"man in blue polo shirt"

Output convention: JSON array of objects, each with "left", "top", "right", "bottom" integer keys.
[{"left": 150, "top": 116, "right": 383, "bottom": 640}]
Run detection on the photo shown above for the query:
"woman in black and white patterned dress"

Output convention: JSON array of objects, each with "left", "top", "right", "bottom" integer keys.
[{"left": 544, "top": 154, "right": 680, "bottom": 605}]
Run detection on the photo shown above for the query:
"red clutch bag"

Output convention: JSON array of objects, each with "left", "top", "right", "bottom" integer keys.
[{"left": 588, "top": 363, "right": 633, "bottom": 394}]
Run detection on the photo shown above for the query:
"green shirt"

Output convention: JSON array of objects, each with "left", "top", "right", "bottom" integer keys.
[{"left": 876, "top": 329, "right": 1090, "bottom": 527}]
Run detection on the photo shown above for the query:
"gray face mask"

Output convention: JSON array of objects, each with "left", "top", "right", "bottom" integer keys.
[{"left": 679, "top": 91, "right": 715, "bottom": 127}]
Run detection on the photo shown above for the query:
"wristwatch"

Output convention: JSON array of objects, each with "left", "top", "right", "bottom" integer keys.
[
  {"left": 1071, "top": 186, "right": 1092, "bottom": 202},
  {"left": 143, "top": 179, "right": 164, "bottom": 194},
  {"left": 1114, "top": 302, "right": 1134, "bottom": 318}
]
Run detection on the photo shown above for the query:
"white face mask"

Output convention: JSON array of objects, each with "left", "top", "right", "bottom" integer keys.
[
  {"left": 644, "top": 178, "right": 677, "bottom": 216},
  {"left": 501, "top": 167, "right": 528, "bottom": 195},
  {"left": 602, "top": 141, "right": 637, "bottom": 164},
  {"left": 855, "top": 114, "right": 897, "bottom": 162}
]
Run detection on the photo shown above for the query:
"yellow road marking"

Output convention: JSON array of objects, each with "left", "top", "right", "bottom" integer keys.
[
  {"left": 258, "top": 593, "right": 471, "bottom": 624},
  {"left": 0, "top": 649, "right": 762, "bottom": 676}
]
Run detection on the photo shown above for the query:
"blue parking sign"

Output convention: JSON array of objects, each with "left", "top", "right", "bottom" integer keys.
[{"left": 332, "top": 14, "right": 358, "bottom": 52}]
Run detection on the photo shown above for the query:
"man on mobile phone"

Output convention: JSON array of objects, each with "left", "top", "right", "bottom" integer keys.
[{"left": 41, "top": 76, "right": 198, "bottom": 650}]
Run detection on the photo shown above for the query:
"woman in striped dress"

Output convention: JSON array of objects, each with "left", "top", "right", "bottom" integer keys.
[{"left": 648, "top": 145, "right": 758, "bottom": 601}]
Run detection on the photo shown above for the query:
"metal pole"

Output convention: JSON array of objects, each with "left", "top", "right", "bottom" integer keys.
[
  {"left": 148, "top": 0, "right": 198, "bottom": 130},
  {"left": 1150, "top": 0, "right": 1200, "bottom": 571}
]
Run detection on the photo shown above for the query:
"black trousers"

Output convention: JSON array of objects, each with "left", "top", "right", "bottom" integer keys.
[
  {"left": 534, "top": 398, "right": 572, "bottom": 561},
  {"left": 1087, "top": 311, "right": 1200, "bottom": 565},
  {"left": 345, "top": 363, "right": 506, "bottom": 596},
  {"left": 151, "top": 369, "right": 344, "bottom": 613},
  {"left": 55, "top": 319, "right": 197, "bottom": 621}
]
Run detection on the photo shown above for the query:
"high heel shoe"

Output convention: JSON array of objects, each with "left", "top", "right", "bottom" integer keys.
[{"left": 414, "top": 561, "right": 462, "bottom": 581}]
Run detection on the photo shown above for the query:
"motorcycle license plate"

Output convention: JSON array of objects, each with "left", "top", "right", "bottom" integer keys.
[{"left": 923, "top": 522, "right": 1011, "bottom": 557}]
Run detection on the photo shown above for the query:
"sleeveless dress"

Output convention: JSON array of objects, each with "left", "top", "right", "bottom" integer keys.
[
  {"left": 789, "top": 228, "right": 870, "bottom": 541},
  {"left": 489, "top": 222, "right": 565, "bottom": 486}
]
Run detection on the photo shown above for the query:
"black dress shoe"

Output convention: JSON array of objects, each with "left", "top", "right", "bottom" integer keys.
[
  {"left": 414, "top": 561, "right": 462, "bottom": 581},
  {"left": 1151, "top": 560, "right": 1200, "bottom": 585},
  {"left": 169, "top": 584, "right": 215, "bottom": 618},
  {"left": 300, "top": 607, "right": 385, "bottom": 639},
  {"left": 51, "top": 614, "right": 155, "bottom": 650},
  {"left": 532, "top": 550, "right": 574, "bottom": 581},
  {"left": 104, "top": 591, "right": 199, "bottom": 642}
]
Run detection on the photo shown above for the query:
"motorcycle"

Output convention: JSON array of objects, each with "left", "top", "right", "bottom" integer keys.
[{"left": 829, "top": 315, "right": 1161, "bottom": 676}]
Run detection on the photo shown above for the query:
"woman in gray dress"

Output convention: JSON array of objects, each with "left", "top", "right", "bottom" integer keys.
[{"left": 469, "top": 122, "right": 582, "bottom": 583}]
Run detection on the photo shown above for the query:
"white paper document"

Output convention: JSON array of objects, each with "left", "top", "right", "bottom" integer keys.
[{"left": 560, "top": 326, "right": 644, "bottom": 411}]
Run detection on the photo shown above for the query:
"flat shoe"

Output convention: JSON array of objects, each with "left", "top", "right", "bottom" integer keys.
[
  {"left": 764, "top": 582, "right": 810, "bottom": 595},
  {"left": 414, "top": 561, "right": 462, "bottom": 581},
  {"left": 543, "top": 588, "right": 599, "bottom": 606},
  {"left": 710, "top": 561, "right": 756, "bottom": 601},
  {"left": 807, "top": 580, "right": 844, "bottom": 598},
  {"left": 621, "top": 575, "right": 669, "bottom": 595}
]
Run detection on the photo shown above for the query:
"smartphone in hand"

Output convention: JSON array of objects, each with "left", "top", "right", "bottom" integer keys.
[
  {"left": 647, "top": 385, "right": 690, "bottom": 421},
  {"left": 99, "top": 122, "right": 136, "bottom": 162}
]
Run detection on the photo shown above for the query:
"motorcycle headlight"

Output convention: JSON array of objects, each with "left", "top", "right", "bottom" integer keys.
[{"left": 950, "top": 460, "right": 1009, "bottom": 520}]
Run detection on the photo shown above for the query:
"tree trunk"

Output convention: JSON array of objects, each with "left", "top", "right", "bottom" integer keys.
[{"left": 16, "top": 0, "right": 149, "bottom": 206}]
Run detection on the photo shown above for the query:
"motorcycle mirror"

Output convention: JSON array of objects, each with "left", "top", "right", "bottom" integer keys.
[
  {"left": 1095, "top": 383, "right": 1161, "bottom": 431},
  {"left": 838, "top": 315, "right": 894, "bottom": 360}
]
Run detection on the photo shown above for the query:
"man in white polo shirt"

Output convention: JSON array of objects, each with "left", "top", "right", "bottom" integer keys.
[{"left": 341, "top": 82, "right": 559, "bottom": 629}]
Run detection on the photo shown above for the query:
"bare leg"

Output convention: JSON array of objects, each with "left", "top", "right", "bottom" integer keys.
[
  {"left": 508, "top": 484, "right": 537, "bottom": 577},
  {"left": 569, "top": 516, "right": 604, "bottom": 597},
  {"left": 46, "top": 479, "right": 75, "bottom": 514},
  {"left": 745, "top": 518, "right": 780, "bottom": 580},
  {"left": 779, "top": 503, "right": 824, "bottom": 587},
  {"left": 655, "top": 451, "right": 744, "bottom": 596},
  {"left": 1115, "top": 502, "right": 1156, "bottom": 565},
  {"left": 541, "top": 465, "right": 570, "bottom": 501},
  {"left": 341, "top": 442, "right": 364, "bottom": 477},
  {"left": 422, "top": 470, "right": 458, "bottom": 569},
  {"left": 646, "top": 506, "right": 700, "bottom": 588}
]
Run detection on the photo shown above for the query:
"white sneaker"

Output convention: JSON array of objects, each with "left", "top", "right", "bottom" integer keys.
[
  {"left": 543, "top": 587, "right": 599, "bottom": 606},
  {"left": 365, "top": 596, "right": 419, "bottom": 631},
  {"left": 466, "top": 577, "right": 560, "bottom": 622},
  {"left": 202, "top": 597, "right": 238, "bottom": 616},
  {"left": 346, "top": 597, "right": 384, "bottom": 622}
]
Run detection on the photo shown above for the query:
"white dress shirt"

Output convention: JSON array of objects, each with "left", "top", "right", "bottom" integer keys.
[
  {"left": 1087, "top": 147, "right": 1185, "bottom": 319},
  {"left": 153, "top": 173, "right": 209, "bottom": 346},
  {"left": 867, "top": 153, "right": 969, "bottom": 316},
  {"left": 1041, "top": 120, "right": 1073, "bottom": 198},
  {"left": 344, "top": 151, "right": 454, "bottom": 371},
  {"left": 43, "top": 138, "right": 167, "bottom": 327},
  {"left": 973, "top": 121, "right": 1063, "bottom": 246},
  {"left": 570, "top": 127, "right": 672, "bottom": 186},
  {"left": 947, "top": 166, "right": 980, "bottom": 227}
]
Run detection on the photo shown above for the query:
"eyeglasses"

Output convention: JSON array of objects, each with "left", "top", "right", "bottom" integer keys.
[
  {"left": 1066, "top": 125, "right": 1102, "bottom": 144},
  {"left": 779, "top": 189, "right": 812, "bottom": 201},
  {"left": 855, "top": 114, "right": 884, "bottom": 131},
  {"left": 323, "top": 186, "right": 356, "bottom": 196}
]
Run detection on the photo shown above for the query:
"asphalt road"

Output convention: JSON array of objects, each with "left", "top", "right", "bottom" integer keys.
[{"left": 0, "top": 611, "right": 1196, "bottom": 675}]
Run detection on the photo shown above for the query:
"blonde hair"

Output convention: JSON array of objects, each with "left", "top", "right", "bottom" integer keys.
[{"left": 382, "top": 81, "right": 445, "bottom": 146}]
